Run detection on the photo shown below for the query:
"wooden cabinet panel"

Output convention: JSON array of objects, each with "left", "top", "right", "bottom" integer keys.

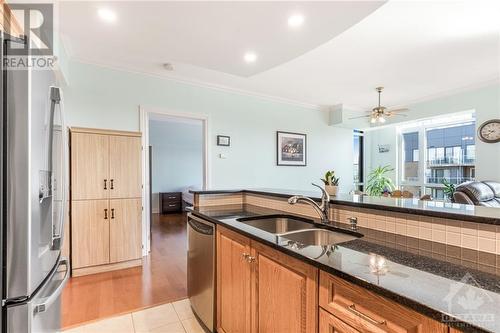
[
  {"left": 320, "top": 309, "right": 361, "bottom": 333},
  {"left": 216, "top": 227, "right": 251, "bottom": 333},
  {"left": 71, "top": 132, "right": 109, "bottom": 200},
  {"left": 251, "top": 241, "right": 318, "bottom": 333},
  {"left": 109, "top": 135, "right": 142, "bottom": 199},
  {"left": 71, "top": 200, "right": 110, "bottom": 268},
  {"left": 109, "top": 199, "right": 142, "bottom": 263},
  {"left": 319, "top": 271, "right": 447, "bottom": 333}
]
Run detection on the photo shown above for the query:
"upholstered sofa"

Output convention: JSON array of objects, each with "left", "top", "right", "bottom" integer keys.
[{"left": 453, "top": 181, "right": 500, "bottom": 207}]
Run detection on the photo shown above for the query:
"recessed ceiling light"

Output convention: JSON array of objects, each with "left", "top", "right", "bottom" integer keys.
[
  {"left": 288, "top": 14, "right": 304, "bottom": 28},
  {"left": 98, "top": 8, "right": 117, "bottom": 23},
  {"left": 244, "top": 52, "right": 257, "bottom": 63}
]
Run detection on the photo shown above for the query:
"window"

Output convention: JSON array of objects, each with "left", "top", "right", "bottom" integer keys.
[
  {"left": 466, "top": 145, "right": 475, "bottom": 162},
  {"left": 402, "top": 132, "right": 419, "bottom": 182},
  {"left": 412, "top": 149, "right": 419, "bottom": 162},
  {"left": 399, "top": 112, "right": 476, "bottom": 200},
  {"left": 353, "top": 130, "right": 364, "bottom": 190}
]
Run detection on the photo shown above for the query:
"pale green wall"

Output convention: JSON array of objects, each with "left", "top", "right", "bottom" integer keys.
[
  {"left": 63, "top": 61, "right": 354, "bottom": 192},
  {"left": 149, "top": 119, "right": 203, "bottom": 193}
]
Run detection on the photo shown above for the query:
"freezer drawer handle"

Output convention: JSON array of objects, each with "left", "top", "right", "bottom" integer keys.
[{"left": 34, "top": 258, "right": 70, "bottom": 314}]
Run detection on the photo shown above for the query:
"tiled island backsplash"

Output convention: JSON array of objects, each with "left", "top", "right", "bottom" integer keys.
[{"left": 194, "top": 192, "right": 500, "bottom": 273}]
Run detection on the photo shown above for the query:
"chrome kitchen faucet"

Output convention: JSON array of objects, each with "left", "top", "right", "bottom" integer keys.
[{"left": 288, "top": 183, "right": 330, "bottom": 224}]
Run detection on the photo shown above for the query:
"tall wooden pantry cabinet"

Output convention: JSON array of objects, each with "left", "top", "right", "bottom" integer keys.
[{"left": 70, "top": 127, "right": 143, "bottom": 277}]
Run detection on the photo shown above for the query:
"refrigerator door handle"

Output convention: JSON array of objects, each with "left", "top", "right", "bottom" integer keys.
[
  {"left": 33, "top": 257, "right": 69, "bottom": 314},
  {"left": 50, "top": 87, "right": 66, "bottom": 250}
]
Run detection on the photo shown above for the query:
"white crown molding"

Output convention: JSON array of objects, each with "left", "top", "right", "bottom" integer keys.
[{"left": 69, "top": 57, "right": 322, "bottom": 111}]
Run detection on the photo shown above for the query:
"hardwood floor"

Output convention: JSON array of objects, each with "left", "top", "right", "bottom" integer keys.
[{"left": 62, "top": 212, "right": 188, "bottom": 329}]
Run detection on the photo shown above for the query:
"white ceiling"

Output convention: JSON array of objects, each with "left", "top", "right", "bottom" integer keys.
[{"left": 59, "top": 1, "right": 500, "bottom": 111}]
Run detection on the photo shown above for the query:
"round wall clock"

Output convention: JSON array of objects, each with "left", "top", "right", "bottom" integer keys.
[{"left": 477, "top": 119, "right": 500, "bottom": 143}]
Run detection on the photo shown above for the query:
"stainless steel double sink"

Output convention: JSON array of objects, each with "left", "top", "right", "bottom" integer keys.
[{"left": 236, "top": 215, "right": 361, "bottom": 246}]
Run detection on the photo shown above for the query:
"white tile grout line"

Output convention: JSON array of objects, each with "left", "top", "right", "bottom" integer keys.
[{"left": 131, "top": 312, "right": 137, "bottom": 333}]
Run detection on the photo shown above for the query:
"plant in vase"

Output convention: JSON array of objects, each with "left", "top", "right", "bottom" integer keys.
[
  {"left": 321, "top": 170, "right": 340, "bottom": 196},
  {"left": 442, "top": 179, "right": 456, "bottom": 202},
  {"left": 365, "top": 165, "right": 396, "bottom": 196}
]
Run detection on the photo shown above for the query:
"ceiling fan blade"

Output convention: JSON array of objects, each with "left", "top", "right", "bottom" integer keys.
[
  {"left": 348, "top": 115, "right": 371, "bottom": 120},
  {"left": 388, "top": 108, "right": 409, "bottom": 113},
  {"left": 387, "top": 113, "right": 408, "bottom": 117}
]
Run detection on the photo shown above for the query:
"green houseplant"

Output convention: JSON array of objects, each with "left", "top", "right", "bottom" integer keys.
[
  {"left": 321, "top": 170, "right": 340, "bottom": 196},
  {"left": 365, "top": 165, "right": 396, "bottom": 196},
  {"left": 442, "top": 179, "right": 456, "bottom": 201}
]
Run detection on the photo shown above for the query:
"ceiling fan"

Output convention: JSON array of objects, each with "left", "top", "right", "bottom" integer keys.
[{"left": 349, "top": 87, "right": 409, "bottom": 124}]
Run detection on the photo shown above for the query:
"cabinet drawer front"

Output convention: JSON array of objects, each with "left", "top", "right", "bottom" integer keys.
[
  {"left": 320, "top": 309, "right": 361, "bottom": 333},
  {"left": 162, "top": 203, "right": 181, "bottom": 213},
  {"left": 319, "top": 271, "right": 447, "bottom": 333},
  {"left": 162, "top": 193, "right": 181, "bottom": 201}
]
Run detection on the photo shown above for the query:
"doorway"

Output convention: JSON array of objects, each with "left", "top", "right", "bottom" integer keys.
[{"left": 140, "top": 107, "right": 208, "bottom": 254}]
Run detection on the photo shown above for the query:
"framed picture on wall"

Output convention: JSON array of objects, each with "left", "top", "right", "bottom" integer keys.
[
  {"left": 277, "top": 131, "right": 307, "bottom": 166},
  {"left": 217, "top": 135, "right": 230, "bottom": 146}
]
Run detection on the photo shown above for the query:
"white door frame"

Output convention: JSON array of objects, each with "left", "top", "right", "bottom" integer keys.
[{"left": 139, "top": 105, "right": 210, "bottom": 255}]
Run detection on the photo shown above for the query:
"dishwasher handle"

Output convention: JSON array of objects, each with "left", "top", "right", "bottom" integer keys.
[{"left": 188, "top": 214, "right": 214, "bottom": 235}]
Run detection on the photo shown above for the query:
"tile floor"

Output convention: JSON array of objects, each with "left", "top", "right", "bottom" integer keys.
[{"left": 64, "top": 299, "right": 204, "bottom": 333}]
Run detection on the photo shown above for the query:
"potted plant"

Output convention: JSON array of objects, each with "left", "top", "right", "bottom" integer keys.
[
  {"left": 321, "top": 170, "right": 340, "bottom": 196},
  {"left": 365, "top": 165, "right": 396, "bottom": 196},
  {"left": 442, "top": 179, "right": 456, "bottom": 202}
]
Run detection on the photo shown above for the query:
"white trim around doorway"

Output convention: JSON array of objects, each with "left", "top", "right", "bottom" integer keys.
[{"left": 139, "top": 105, "right": 210, "bottom": 255}]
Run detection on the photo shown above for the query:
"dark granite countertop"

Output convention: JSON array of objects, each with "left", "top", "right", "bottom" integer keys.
[
  {"left": 189, "top": 204, "right": 500, "bottom": 333},
  {"left": 190, "top": 188, "right": 500, "bottom": 225}
]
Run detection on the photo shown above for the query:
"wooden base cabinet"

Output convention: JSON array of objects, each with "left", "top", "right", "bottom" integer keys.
[
  {"left": 216, "top": 226, "right": 318, "bottom": 333},
  {"left": 216, "top": 227, "right": 252, "bottom": 333}
]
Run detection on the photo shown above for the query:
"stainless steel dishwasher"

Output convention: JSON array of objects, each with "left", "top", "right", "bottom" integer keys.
[{"left": 187, "top": 213, "right": 215, "bottom": 332}]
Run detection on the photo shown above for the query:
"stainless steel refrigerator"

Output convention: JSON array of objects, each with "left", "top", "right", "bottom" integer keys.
[{"left": 1, "top": 32, "right": 69, "bottom": 332}]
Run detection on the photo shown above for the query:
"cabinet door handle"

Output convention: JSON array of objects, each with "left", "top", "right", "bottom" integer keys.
[
  {"left": 110, "top": 179, "right": 114, "bottom": 190},
  {"left": 104, "top": 209, "right": 108, "bottom": 219},
  {"left": 104, "top": 179, "right": 107, "bottom": 190},
  {"left": 246, "top": 256, "right": 256, "bottom": 263},
  {"left": 347, "top": 304, "right": 386, "bottom": 326},
  {"left": 111, "top": 208, "right": 115, "bottom": 219},
  {"left": 241, "top": 253, "right": 250, "bottom": 260}
]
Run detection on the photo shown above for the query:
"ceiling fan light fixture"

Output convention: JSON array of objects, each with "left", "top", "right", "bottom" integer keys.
[
  {"left": 371, "top": 117, "right": 377, "bottom": 124},
  {"left": 379, "top": 116, "right": 386, "bottom": 123}
]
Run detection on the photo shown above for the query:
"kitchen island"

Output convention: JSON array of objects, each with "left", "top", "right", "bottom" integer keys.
[{"left": 190, "top": 189, "right": 500, "bottom": 333}]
